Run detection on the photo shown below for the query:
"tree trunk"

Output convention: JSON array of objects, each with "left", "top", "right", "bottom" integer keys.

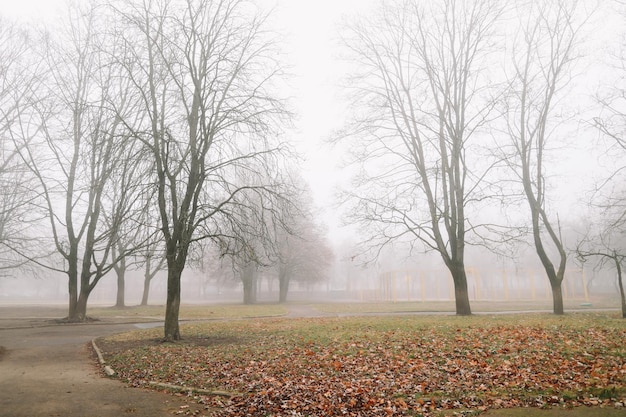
[
  {"left": 67, "top": 270, "right": 79, "bottom": 320},
  {"left": 74, "top": 287, "right": 90, "bottom": 322},
  {"left": 550, "top": 280, "right": 564, "bottom": 315},
  {"left": 614, "top": 256, "right": 626, "bottom": 319},
  {"left": 140, "top": 256, "right": 158, "bottom": 306},
  {"left": 242, "top": 264, "right": 257, "bottom": 305},
  {"left": 66, "top": 246, "right": 80, "bottom": 320},
  {"left": 450, "top": 265, "right": 472, "bottom": 315},
  {"left": 279, "top": 272, "right": 289, "bottom": 304},
  {"left": 115, "top": 265, "right": 126, "bottom": 308},
  {"left": 164, "top": 265, "right": 182, "bottom": 341},
  {"left": 141, "top": 273, "right": 151, "bottom": 306},
  {"left": 528, "top": 203, "right": 567, "bottom": 316}
]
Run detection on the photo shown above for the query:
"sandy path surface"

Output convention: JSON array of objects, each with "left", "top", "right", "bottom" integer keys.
[{"left": 0, "top": 307, "right": 203, "bottom": 417}]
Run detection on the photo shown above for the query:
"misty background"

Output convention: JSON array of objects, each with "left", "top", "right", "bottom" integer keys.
[{"left": 0, "top": 0, "right": 624, "bottom": 312}]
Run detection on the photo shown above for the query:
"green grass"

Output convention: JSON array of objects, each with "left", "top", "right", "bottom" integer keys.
[
  {"left": 313, "top": 299, "right": 620, "bottom": 314},
  {"left": 88, "top": 303, "right": 288, "bottom": 320},
  {"left": 99, "top": 312, "right": 626, "bottom": 416}
]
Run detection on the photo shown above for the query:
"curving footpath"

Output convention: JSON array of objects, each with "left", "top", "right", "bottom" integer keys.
[{"left": 0, "top": 307, "right": 204, "bottom": 417}]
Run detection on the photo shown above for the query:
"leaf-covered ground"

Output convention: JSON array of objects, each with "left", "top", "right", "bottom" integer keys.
[{"left": 98, "top": 313, "right": 626, "bottom": 416}]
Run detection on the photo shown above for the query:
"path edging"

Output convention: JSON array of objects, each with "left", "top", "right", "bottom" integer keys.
[
  {"left": 91, "top": 338, "right": 116, "bottom": 377},
  {"left": 91, "top": 338, "right": 240, "bottom": 398}
]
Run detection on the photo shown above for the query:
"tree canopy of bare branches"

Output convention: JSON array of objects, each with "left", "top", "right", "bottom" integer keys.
[
  {"left": 112, "top": 0, "right": 290, "bottom": 340},
  {"left": 0, "top": 17, "right": 42, "bottom": 275},
  {"left": 340, "top": 0, "right": 504, "bottom": 315},
  {"left": 501, "top": 0, "right": 592, "bottom": 315},
  {"left": 4, "top": 3, "right": 149, "bottom": 321}
]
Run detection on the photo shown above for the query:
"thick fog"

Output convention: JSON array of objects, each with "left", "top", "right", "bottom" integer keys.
[{"left": 0, "top": 0, "right": 624, "bottom": 313}]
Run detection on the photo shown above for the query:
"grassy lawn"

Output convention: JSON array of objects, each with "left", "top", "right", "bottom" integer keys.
[
  {"left": 97, "top": 312, "right": 626, "bottom": 416},
  {"left": 87, "top": 303, "right": 288, "bottom": 320},
  {"left": 313, "top": 299, "right": 619, "bottom": 314}
]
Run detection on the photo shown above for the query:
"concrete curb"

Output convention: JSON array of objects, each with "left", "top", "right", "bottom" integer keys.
[
  {"left": 91, "top": 338, "right": 116, "bottom": 377},
  {"left": 91, "top": 338, "right": 240, "bottom": 398}
]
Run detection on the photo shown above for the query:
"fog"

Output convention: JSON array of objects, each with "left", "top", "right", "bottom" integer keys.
[
  {"left": 1, "top": 246, "right": 620, "bottom": 307},
  {"left": 0, "top": 0, "right": 625, "bottom": 315}
]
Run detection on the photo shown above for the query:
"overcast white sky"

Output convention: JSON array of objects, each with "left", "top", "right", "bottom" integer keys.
[
  {"left": 0, "top": 0, "right": 373, "bottom": 238},
  {"left": 1, "top": 0, "right": 620, "bottom": 243}
]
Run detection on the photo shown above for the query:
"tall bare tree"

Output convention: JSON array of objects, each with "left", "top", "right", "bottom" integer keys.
[
  {"left": 340, "top": 0, "right": 503, "bottom": 315},
  {"left": 11, "top": 4, "right": 144, "bottom": 320},
  {"left": 501, "top": 0, "right": 591, "bottom": 315},
  {"left": 579, "top": 1, "right": 626, "bottom": 318},
  {"left": 0, "top": 18, "right": 42, "bottom": 274},
  {"left": 113, "top": 0, "right": 288, "bottom": 340}
]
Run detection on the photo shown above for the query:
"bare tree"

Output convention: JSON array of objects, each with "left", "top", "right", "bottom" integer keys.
[
  {"left": 340, "top": 0, "right": 503, "bottom": 315},
  {"left": 0, "top": 18, "right": 42, "bottom": 274},
  {"left": 593, "top": 2, "right": 626, "bottom": 158},
  {"left": 11, "top": 4, "right": 145, "bottom": 320},
  {"left": 113, "top": 0, "right": 289, "bottom": 340},
  {"left": 577, "top": 230, "right": 626, "bottom": 318},
  {"left": 501, "top": 0, "right": 591, "bottom": 315},
  {"left": 276, "top": 185, "right": 333, "bottom": 303},
  {"left": 579, "top": 1, "right": 626, "bottom": 318},
  {"left": 134, "top": 190, "right": 167, "bottom": 306},
  {"left": 222, "top": 178, "right": 291, "bottom": 305},
  {"left": 104, "top": 142, "right": 151, "bottom": 308}
]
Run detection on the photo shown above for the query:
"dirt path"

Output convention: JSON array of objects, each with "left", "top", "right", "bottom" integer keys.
[{"left": 0, "top": 310, "right": 204, "bottom": 417}]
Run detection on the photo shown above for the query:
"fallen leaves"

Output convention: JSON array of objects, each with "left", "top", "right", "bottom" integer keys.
[{"left": 98, "top": 313, "right": 626, "bottom": 416}]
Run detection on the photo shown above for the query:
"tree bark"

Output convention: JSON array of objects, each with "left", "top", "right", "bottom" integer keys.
[
  {"left": 242, "top": 264, "right": 257, "bottom": 305},
  {"left": 67, "top": 260, "right": 78, "bottom": 320},
  {"left": 450, "top": 264, "right": 472, "bottom": 316},
  {"left": 278, "top": 271, "right": 289, "bottom": 304},
  {"left": 141, "top": 272, "right": 151, "bottom": 306},
  {"left": 114, "top": 264, "right": 126, "bottom": 308},
  {"left": 164, "top": 265, "right": 182, "bottom": 341},
  {"left": 75, "top": 289, "right": 89, "bottom": 321},
  {"left": 531, "top": 208, "right": 566, "bottom": 315},
  {"left": 550, "top": 280, "right": 564, "bottom": 315},
  {"left": 614, "top": 256, "right": 626, "bottom": 319}
]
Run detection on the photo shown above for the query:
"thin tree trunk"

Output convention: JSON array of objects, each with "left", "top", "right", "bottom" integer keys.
[
  {"left": 528, "top": 200, "right": 567, "bottom": 315},
  {"left": 141, "top": 256, "right": 163, "bottom": 306},
  {"left": 141, "top": 273, "right": 151, "bottom": 306},
  {"left": 614, "top": 256, "right": 626, "bottom": 319}
]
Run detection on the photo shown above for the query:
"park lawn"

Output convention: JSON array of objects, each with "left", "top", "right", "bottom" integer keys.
[
  {"left": 313, "top": 299, "right": 619, "bottom": 314},
  {"left": 87, "top": 303, "right": 288, "bottom": 320},
  {"left": 98, "top": 313, "right": 626, "bottom": 416}
]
